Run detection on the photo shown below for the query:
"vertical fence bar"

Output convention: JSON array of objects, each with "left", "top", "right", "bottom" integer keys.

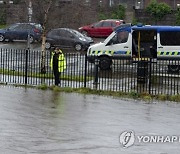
[
  {"left": 25, "top": 49, "right": 28, "bottom": 85},
  {"left": 84, "top": 54, "right": 87, "bottom": 88},
  {"left": 94, "top": 58, "right": 99, "bottom": 89},
  {"left": 148, "top": 58, "right": 152, "bottom": 94}
]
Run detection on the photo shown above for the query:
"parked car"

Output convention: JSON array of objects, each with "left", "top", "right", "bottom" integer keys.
[
  {"left": 45, "top": 28, "right": 94, "bottom": 51},
  {"left": 79, "top": 19, "right": 125, "bottom": 38},
  {"left": 0, "top": 23, "right": 42, "bottom": 43}
]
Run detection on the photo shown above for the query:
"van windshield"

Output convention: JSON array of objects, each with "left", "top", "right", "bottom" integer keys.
[
  {"left": 105, "top": 30, "right": 129, "bottom": 45},
  {"left": 103, "top": 31, "right": 117, "bottom": 44}
]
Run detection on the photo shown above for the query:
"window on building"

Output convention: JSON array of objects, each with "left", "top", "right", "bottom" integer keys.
[
  {"left": 109, "top": 0, "right": 114, "bottom": 7},
  {"left": 84, "top": 0, "right": 90, "bottom": 6},
  {"left": 135, "top": 0, "right": 143, "bottom": 9}
]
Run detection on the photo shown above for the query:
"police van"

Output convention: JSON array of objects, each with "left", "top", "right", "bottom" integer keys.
[{"left": 87, "top": 24, "right": 180, "bottom": 71}]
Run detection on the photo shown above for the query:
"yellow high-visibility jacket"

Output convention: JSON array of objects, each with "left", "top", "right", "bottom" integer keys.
[{"left": 50, "top": 51, "right": 66, "bottom": 72}]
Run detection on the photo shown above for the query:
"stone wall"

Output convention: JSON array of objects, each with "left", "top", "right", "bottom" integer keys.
[
  {"left": 2, "top": 2, "right": 178, "bottom": 27},
  {"left": 134, "top": 9, "right": 176, "bottom": 25},
  {"left": 6, "top": 4, "right": 27, "bottom": 25}
]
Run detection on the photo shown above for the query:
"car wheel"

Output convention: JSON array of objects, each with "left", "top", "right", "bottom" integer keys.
[
  {"left": 29, "top": 35, "right": 34, "bottom": 44},
  {"left": 81, "top": 30, "right": 88, "bottom": 36},
  {"left": 45, "top": 42, "right": 51, "bottom": 49},
  {"left": 0, "top": 34, "right": 5, "bottom": 42},
  {"left": 99, "top": 56, "right": 112, "bottom": 70},
  {"left": 74, "top": 43, "right": 82, "bottom": 51}
]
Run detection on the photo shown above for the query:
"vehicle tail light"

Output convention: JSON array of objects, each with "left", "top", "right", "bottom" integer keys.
[{"left": 34, "top": 28, "right": 40, "bottom": 33}]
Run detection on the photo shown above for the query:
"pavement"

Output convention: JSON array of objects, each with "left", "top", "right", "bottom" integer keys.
[{"left": 0, "top": 85, "right": 180, "bottom": 153}]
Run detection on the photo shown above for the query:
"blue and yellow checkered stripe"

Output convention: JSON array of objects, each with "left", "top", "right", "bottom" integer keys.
[
  {"left": 157, "top": 51, "right": 180, "bottom": 56},
  {"left": 90, "top": 50, "right": 131, "bottom": 55}
]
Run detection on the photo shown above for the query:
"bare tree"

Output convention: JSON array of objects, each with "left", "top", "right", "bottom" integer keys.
[{"left": 39, "top": 0, "right": 52, "bottom": 74}]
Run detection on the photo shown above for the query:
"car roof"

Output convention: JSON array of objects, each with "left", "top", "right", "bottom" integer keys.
[
  {"left": 101, "top": 19, "right": 124, "bottom": 22},
  {"left": 51, "top": 28, "right": 76, "bottom": 31},
  {"left": 12, "top": 23, "right": 40, "bottom": 25}
]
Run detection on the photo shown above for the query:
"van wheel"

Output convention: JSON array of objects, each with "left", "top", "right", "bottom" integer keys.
[
  {"left": 99, "top": 56, "right": 112, "bottom": 70},
  {"left": 168, "top": 65, "right": 180, "bottom": 73}
]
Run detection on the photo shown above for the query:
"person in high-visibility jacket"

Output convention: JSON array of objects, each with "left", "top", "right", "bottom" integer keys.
[{"left": 50, "top": 47, "right": 66, "bottom": 85}]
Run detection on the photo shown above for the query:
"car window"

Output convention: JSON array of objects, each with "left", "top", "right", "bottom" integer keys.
[
  {"left": 64, "top": 30, "right": 74, "bottom": 38},
  {"left": 18, "top": 24, "right": 32, "bottom": 30},
  {"left": 8, "top": 24, "right": 19, "bottom": 30},
  {"left": 24, "top": 24, "right": 32, "bottom": 30},
  {"left": 93, "top": 21, "right": 103, "bottom": 28},
  {"left": 34, "top": 24, "right": 42, "bottom": 30},
  {"left": 71, "top": 29, "right": 84, "bottom": 38},
  {"left": 48, "top": 30, "right": 58, "bottom": 36},
  {"left": 14, "top": 25, "right": 24, "bottom": 30},
  {"left": 58, "top": 29, "right": 67, "bottom": 36},
  {"left": 111, "top": 22, "right": 117, "bottom": 27},
  {"left": 102, "top": 21, "right": 112, "bottom": 27}
]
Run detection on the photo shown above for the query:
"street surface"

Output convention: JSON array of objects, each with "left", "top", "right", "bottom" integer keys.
[{"left": 0, "top": 86, "right": 180, "bottom": 154}]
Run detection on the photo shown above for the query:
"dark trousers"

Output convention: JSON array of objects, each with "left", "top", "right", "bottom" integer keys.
[{"left": 53, "top": 70, "right": 60, "bottom": 85}]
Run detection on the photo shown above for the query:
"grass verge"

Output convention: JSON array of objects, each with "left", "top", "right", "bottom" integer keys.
[
  {"left": 1, "top": 83, "right": 179, "bottom": 102},
  {"left": 33, "top": 84, "right": 180, "bottom": 102}
]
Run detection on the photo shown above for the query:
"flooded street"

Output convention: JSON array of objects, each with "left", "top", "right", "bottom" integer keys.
[{"left": 0, "top": 86, "right": 180, "bottom": 154}]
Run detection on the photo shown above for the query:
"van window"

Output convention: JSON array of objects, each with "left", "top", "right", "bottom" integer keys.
[
  {"left": 160, "top": 31, "right": 180, "bottom": 46},
  {"left": 109, "top": 31, "right": 129, "bottom": 45}
]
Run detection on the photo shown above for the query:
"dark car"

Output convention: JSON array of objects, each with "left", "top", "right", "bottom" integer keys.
[
  {"left": 0, "top": 23, "right": 42, "bottom": 43},
  {"left": 79, "top": 19, "right": 124, "bottom": 38},
  {"left": 45, "top": 28, "right": 94, "bottom": 51}
]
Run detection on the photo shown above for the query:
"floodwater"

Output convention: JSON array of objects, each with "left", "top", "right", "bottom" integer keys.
[{"left": 0, "top": 86, "right": 180, "bottom": 154}]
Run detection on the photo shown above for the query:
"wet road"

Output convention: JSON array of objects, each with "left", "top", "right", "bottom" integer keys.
[{"left": 0, "top": 86, "right": 180, "bottom": 153}]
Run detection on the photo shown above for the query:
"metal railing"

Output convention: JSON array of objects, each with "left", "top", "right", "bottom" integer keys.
[{"left": 0, "top": 48, "right": 179, "bottom": 95}]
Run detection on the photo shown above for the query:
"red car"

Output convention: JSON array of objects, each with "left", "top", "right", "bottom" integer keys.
[{"left": 79, "top": 19, "right": 124, "bottom": 38}]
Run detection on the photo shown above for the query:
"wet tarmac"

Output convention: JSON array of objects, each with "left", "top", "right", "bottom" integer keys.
[{"left": 0, "top": 86, "right": 180, "bottom": 154}]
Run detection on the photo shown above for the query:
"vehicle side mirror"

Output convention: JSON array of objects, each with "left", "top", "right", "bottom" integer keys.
[{"left": 91, "top": 25, "right": 94, "bottom": 28}]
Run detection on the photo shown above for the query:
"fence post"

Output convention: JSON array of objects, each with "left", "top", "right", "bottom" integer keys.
[
  {"left": 93, "top": 58, "right": 99, "bottom": 89},
  {"left": 25, "top": 49, "right": 28, "bottom": 85},
  {"left": 137, "top": 60, "right": 148, "bottom": 84},
  {"left": 148, "top": 58, "right": 152, "bottom": 94},
  {"left": 84, "top": 54, "right": 87, "bottom": 88}
]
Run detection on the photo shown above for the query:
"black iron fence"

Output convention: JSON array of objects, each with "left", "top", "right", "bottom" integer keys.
[{"left": 0, "top": 48, "right": 180, "bottom": 95}]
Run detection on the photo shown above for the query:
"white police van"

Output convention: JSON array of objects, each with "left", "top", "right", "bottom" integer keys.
[{"left": 87, "top": 24, "right": 180, "bottom": 71}]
